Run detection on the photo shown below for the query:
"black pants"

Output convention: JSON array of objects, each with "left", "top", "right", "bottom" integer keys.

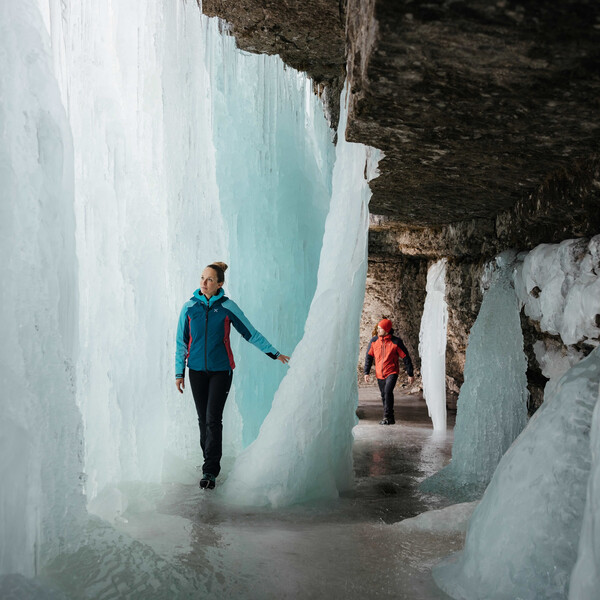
[
  {"left": 188, "top": 369, "right": 233, "bottom": 477},
  {"left": 377, "top": 373, "right": 398, "bottom": 421}
]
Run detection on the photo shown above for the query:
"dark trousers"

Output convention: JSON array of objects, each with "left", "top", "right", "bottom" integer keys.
[
  {"left": 377, "top": 373, "right": 398, "bottom": 421},
  {"left": 188, "top": 369, "right": 233, "bottom": 477}
]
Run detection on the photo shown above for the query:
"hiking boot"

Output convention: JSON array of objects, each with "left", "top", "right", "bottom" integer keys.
[
  {"left": 379, "top": 418, "right": 390, "bottom": 425},
  {"left": 200, "top": 473, "right": 216, "bottom": 489}
]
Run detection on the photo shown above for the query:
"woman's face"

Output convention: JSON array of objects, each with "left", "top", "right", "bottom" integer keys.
[
  {"left": 377, "top": 326, "right": 388, "bottom": 337},
  {"left": 200, "top": 267, "right": 223, "bottom": 298}
]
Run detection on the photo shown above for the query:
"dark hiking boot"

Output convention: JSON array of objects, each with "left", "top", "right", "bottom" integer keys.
[
  {"left": 379, "top": 418, "right": 390, "bottom": 425},
  {"left": 200, "top": 473, "right": 216, "bottom": 489}
]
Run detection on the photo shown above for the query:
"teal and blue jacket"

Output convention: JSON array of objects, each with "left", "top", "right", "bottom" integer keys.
[{"left": 175, "top": 288, "right": 280, "bottom": 378}]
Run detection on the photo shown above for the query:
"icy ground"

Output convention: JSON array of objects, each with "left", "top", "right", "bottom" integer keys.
[{"left": 8, "top": 390, "right": 458, "bottom": 600}]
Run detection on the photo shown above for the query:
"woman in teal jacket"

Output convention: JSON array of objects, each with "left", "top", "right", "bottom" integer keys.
[{"left": 176, "top": 262, "right": 289, "bottom": 489}]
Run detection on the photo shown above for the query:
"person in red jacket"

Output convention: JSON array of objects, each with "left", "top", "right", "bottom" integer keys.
[{"left": 364, "top": 318, "right": 414, "bottom": 425}]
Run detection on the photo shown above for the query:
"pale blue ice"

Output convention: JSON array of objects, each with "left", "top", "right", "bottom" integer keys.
[
  {"left": 421, "top": 252, "right": 529, "bottom": 500},
  {"left": 1, "top": 0, "right": 372, "bottom": 582},
  {"left": 3, "top": 1, "right": 600, "bottom": 598}
]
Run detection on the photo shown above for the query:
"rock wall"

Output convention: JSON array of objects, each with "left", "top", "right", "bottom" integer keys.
[
  {"left": 363, "top": 161, "right": 600, "bottom": 408},
  {"left": 359, "top": 254, "right": 427, "bottom": 380}
]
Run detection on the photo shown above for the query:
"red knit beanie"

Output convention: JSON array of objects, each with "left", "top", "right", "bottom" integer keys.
[{"left": 378, "top": 318, "right": 393, "bottom": 333}]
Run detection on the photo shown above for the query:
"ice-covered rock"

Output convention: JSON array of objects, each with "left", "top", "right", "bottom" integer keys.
[
  {"left": 421, "top": 253, "right": 529, "bottom": 500},
  {"left": 434, "top": 347, "right": 600, "bottom": 600},
  {"left": 533, "top": 339, "right": 585, "bottom": 382},
  {"left": 515, "top": 236, "right": 600, "bottom": 346},
  {"left": 419, "top": 259, "right": 449, "bottom": 431},
  {"left": 393, "top": 502, "right": 478, "bottom": 535}
]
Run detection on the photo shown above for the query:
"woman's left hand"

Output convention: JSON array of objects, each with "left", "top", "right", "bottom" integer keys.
[{"left": 277, "top": 354, "right": 290, "bottom": 365}]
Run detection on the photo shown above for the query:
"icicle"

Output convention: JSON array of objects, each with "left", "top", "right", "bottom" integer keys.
[
  {"left": 421, "top": 252, "right": 528, "bottom": 501},
  {"left": 419, "top": 259, "right": 448, "bottom": 431}
]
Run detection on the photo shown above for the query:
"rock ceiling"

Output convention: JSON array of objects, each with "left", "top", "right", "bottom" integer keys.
[{"left": 202, "top": 0, "right": 600, "bottom": 227}]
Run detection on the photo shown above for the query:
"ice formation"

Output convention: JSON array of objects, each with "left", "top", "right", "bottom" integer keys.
[
  {"left": 421, "top": 252, "right": 528, "bottom": 500},
  {"left": 434, "top": 346, "right": 600, "bottom": 600},
  {"left": 1, "top": 0, "right": 338, "bottom": 580},
  {"left": 393, "top": 502, "right": 478, "bottom": 535},
  {"left": 221, "top": 89, "right": 380, "bottom": 507},
  {"left": 569, "top": 384, "right": 600, "bottom": 599},
  {"left": 0, "top": 0, "right": 85, "bottom": 576},
  {"left": 514, "top": 236, "right": 600, "bottom": 346},
  {"left": 533, "top": 339, "right": 584, "bottom": 382},
  {"left": 206, "top": 21, "right": 334, "bottom": 447},
  {"left": 43, "top": 0, "right": 331, "bottom": 503},
  {"left": 419, "top": 259, "right": 448, "bottom": 431}
]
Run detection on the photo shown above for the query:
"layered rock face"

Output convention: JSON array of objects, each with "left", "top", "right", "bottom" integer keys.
[{"left": 201, "top": 0, "right": 600, "bottom": 405}]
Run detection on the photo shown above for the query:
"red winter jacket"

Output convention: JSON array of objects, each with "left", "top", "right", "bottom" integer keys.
[{"left": 364, "top": 333, "right": 414, "bottom": 380}]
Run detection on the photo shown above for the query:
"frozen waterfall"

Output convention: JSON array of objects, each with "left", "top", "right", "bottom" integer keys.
[
  {"left": 427, "top": 236, "right": 600, "bottom": 600},
  {"left": 221, "top": 90, "right": 380, "bottom": 507},
  {"left": 205, "top": 21, "right": 334, "bottom": 448},
  {"left": 434, "top": 346, "right": 600, "bottom": 600},
  {"left": 0, "top": 0, "right": 85, "bottom": 576},
  {"left": 419, "top": 259, "right": 448, "bottom": 431},
  {"left": 1, "top": 0, "right": 354, "bottom": 580},
  {"left": 421, "top": 252, "right": 529, "bottom": 500}
]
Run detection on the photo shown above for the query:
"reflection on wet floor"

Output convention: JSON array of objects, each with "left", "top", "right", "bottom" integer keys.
[
  {"left": 38, "top": 389, "right": 459, "bottom": 599},
  {"left": 107, "top": 388, "right": 458, "bottom": 599}
]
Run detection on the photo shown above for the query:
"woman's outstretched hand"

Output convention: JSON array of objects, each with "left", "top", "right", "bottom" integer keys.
[
  {"left": 176, "top": 378, "right": 185, "bottom": 393},
  {"left": 277, "top": 354, "right": 290, "bottom": 365}
]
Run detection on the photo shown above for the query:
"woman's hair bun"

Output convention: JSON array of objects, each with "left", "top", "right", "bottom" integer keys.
[{"left": 212, "top": 261, "right": 228, "bottom": 272}]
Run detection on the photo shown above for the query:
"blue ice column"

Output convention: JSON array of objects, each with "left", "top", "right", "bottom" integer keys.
[
  {"left": 421, "top": 252, "right": 528, "bottom": 500},
  {"left": 205, "top": 20, "right": 335, "bottom": 447},
  {"left": 434, "top": 347, "right": 600, "bottom": 600},
  {"left": 220, "top": 86, "right": 380, "bottom": 507},
  {"left": 419, "top": 259, "right": 448, "bottom": 431}
]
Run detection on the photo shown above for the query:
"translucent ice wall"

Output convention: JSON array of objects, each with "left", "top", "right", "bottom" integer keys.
[
  {"left": 419, "top": 259, "right": 448, "bottom": 431},
  {"left": 421, "top": 252, "right": 528, "bottom": 500},
  {"left": 43, "top": 0, "right": 227, "bottom": 506},
  {"left": 434, "top": 347, "right": 600, "bottom": 600},
  {"left": 221, "top": 89, "right": 380, "bottom": 507},
  {"left": 0, "top": 0, "right": 85, "bottom": 575},
  {"left": 204, "top": 20, "right": 334, "bottom": 447},
  {"left": 39, "top": 0, "right": 332, "bottom": 513},
  {"left": 3, "top": 0, "right": 354, "bottom": 578},
  {"left": 569, "top": 383, "right": 600, "bottom": 599}
]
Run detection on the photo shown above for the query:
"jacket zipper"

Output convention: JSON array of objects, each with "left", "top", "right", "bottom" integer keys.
[
  {"left": 204, "top": 304, "right": 209, "bottom": 370},
  {"left": 382, "top": 337, "right": 389, "bottom": 376}
]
